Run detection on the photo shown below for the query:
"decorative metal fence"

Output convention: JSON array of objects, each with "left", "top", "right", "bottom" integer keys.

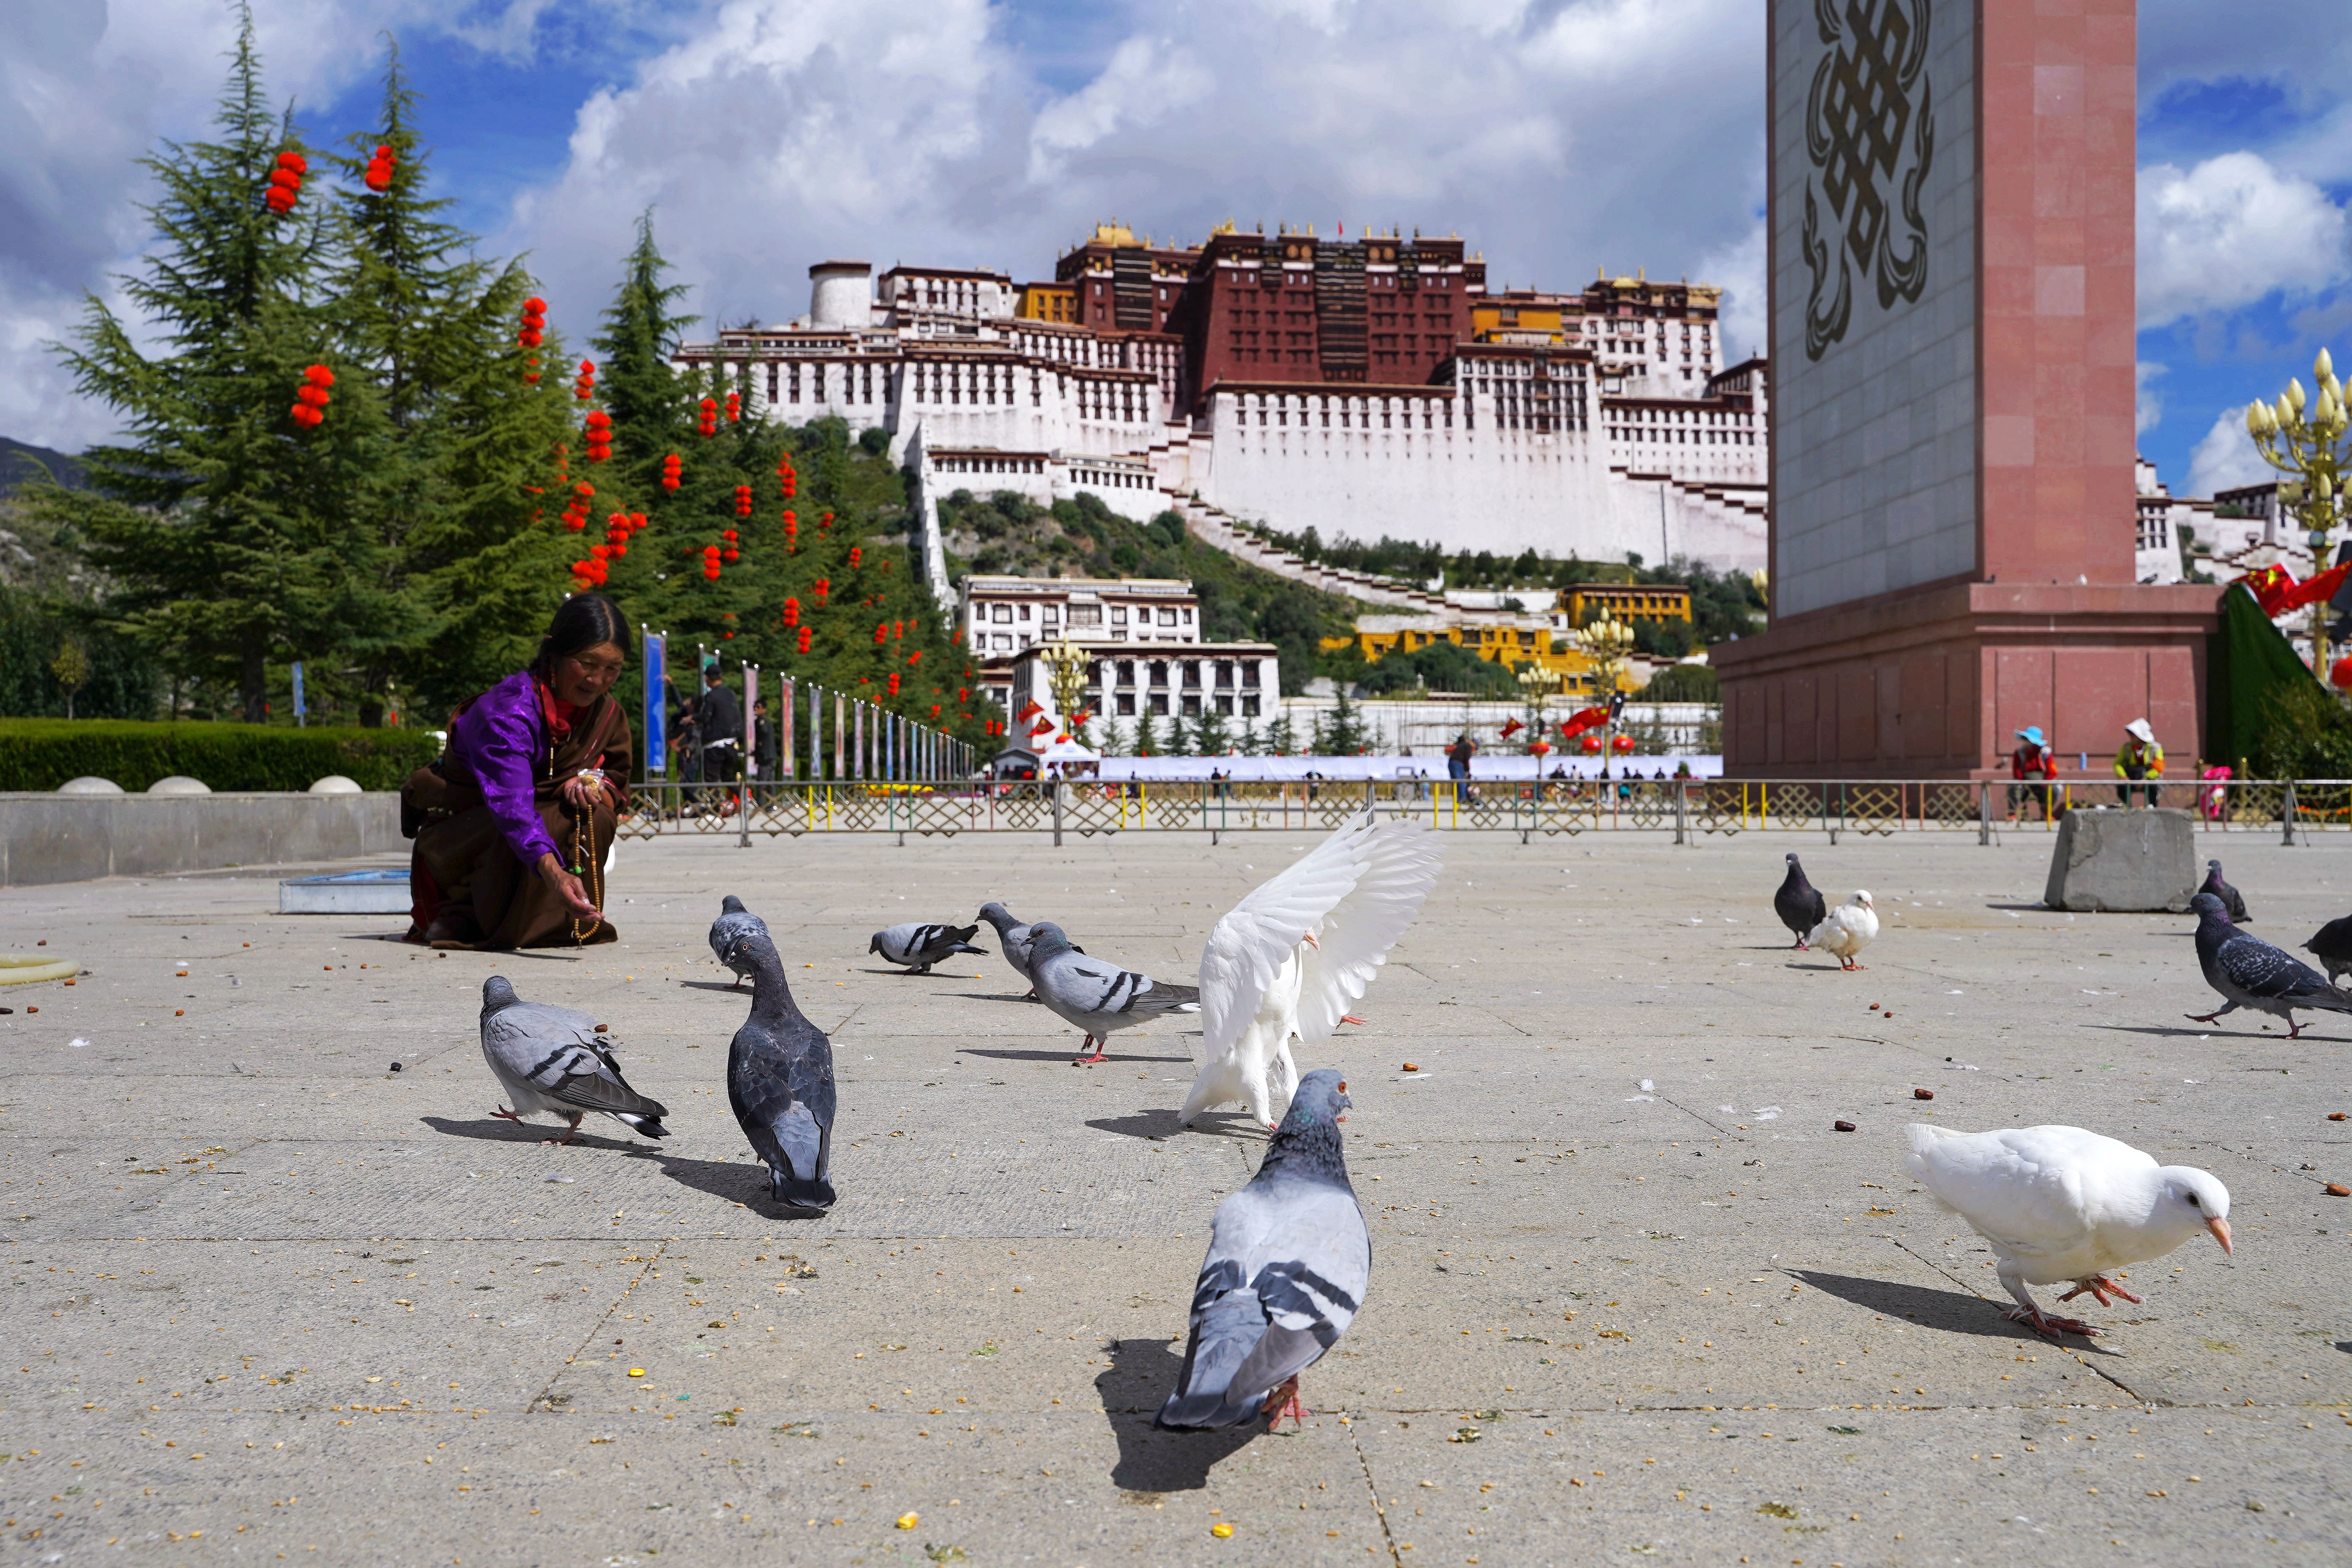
[{"left": 612, "top": 775, "right": 2339, "bottom": 844}]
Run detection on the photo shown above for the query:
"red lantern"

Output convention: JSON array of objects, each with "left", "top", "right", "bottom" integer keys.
[
  {"left": 363, "top": 143, "right": 396, "bottom": 192},
  {"left": 849, "top": 546, "right": 862, "bottom": 569},
  {"left": 661, "top": 452, "right": 682, "bottom": 492},
  {"left": 724, "top": 390, "right": 741, "bottom": 422},
  {"left": 517, "top": 297, "right": 546, "bottom": 351},
  {"left": 265, "top": 149, "right": 305, "bottom": 214},
  {"left": 734, "top": 484, "right": 752, "bottom": 517},
  {"left": 819, "top": 510, "right": 834, "bottom": 530},
  {"left": 813, "top": 577, "right": 830, "bottom": 601},
  {"left": 873, "top": 622, "right": 888, "bottom": 646},
  {"left": 1612, "top": 733, "right": 1636, "bottom": 753},
  {"left": 289, "top": 363, "right": 333, "bottom": 427},
  {"left": 583, "top": 409, "right": 612, "bottom": 463},
  {"left": 907, "top": 649, "right": 922, "bottom": 664},
  {"left": 1529, "top": 740, "right": 1552, "bottom": 758},
  {"left": 697, "top": 397, "right": 718, "bottom": 438},
  {"left": 796, "top": 626, "right": 812, "bottom": 654},
  {"left": 889, "top": 673, "right": 901, "bottom": 697},
  {"left": 783, "top": 597, "right": 800, "bottom": 627},
  {"left": 1580, "top": 734, "right": 1603, "bottom": 753}
]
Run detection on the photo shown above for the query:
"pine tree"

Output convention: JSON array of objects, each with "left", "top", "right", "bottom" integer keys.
[
  {"left": 39, "top": 8, "right": 384, "bottom": 721},
  {"left": 1264, "top": 710, "right": 1299, "bottom": 756},
  {"left": 326, "top": 43, "right": 575, "bottom": 721}
]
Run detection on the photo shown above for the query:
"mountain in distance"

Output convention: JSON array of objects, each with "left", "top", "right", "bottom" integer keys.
[{"left": 0, "top": 437, "right": 86, "bottom": 498}]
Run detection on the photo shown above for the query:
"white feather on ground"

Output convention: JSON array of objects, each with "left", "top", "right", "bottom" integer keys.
[
  {"left": 1902, "top": 1122, "right": 2233, "bottom": 1338},
  {"left": 1809, "top": 890, "right": 1878, "bottom": 970},
  {"left": 1187, "top": 813, "right": 1441, "bottom": 1129}
]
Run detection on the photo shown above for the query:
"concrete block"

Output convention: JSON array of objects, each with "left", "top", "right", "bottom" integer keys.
[{"left": 2043, "top": 806, "right": 2197, "bottom": 912}]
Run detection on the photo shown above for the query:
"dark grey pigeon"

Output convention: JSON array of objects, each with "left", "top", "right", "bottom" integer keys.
[
  {"left": 1156, "top": 1069, "right": 1369, "bottom": 1431},
  {"left": 478, "top": 977, "right": 668, "bottom": 1144},
  {"left": 726, "top": 933, "right": 837, "bottom": 1213},
  {"left": 2196, "top": 860, "right": 2250, "bottom": 923},
  {"left": 1774, "top": 852, "right": 1828, "bottom": 948},
  {"left": 708, "top": 895, "right": 770, "bottom": 989},
  {"left": 2186, "top": 892, "right": 2352, "bottom": 1039},
  {"left": 869, "top": 921, "right": 987, "bottom": 975},
  {"left": 1027, "top": 921, "right": 1200, "bottom": 1064},
  {"left": 2302, "top": 914, "right": 2352, "bottom": 983}
]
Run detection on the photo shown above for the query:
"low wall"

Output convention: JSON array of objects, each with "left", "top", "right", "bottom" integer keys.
[{"left": 0, "top": 792, "right": 404, "bottom": 887}]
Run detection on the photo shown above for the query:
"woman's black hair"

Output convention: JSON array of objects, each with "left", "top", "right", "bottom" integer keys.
[{"left": 531, "top": 593, "right": 629, "bottom": 678}]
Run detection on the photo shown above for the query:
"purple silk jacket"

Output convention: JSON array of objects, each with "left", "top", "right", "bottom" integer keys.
[{"left": 446, "top": 670, "right": 561, "bottom": 868}]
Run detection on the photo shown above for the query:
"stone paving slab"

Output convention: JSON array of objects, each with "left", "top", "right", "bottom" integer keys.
[{"left": 4, "top": 829, "right": 2352, "bottom": 1565}]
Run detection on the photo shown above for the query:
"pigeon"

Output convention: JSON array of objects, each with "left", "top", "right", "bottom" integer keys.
[
  {"left": 726, "top": 932, "right": 837, "bottom": 1213},
  {"left": 2196, "top": 859, "right": 2249, "bottom": 922},
  {"left": 1188, "top": 812, "right": 1441, "bottom": 1130},
  {"left": 1027, "top": 921, "right": 1200, "bottom": 1065},
  {"left": 2186, "top": 890, "right": 2352, "bottom": 1038},
  {"left": 1808, "top": 890, "right": 1877, "bottom": 970},
  {"left": 2301, "top": 913, "right": 2352, "bottom": 983},
  {"left": 478, "top": 976, "right": 668, "bottom": 1145},
  {"left": 1774, "top": 852, "right": 1827, "bottom": 948},
  {"left": 708, "top": 895, "right": 769, "bottom": 989},
  {"left": 1156, "top": 1069, "right": 1369, "bottom": 1430},
  {"left": 1903, "top": 1122, "right": 2232, "bottom": 1338},
  {"left": 976, "top": 900, "right": 1082, "bottom": 998},
  {"left": 869, "top": 921, "right": 987, "bottom": 975}
]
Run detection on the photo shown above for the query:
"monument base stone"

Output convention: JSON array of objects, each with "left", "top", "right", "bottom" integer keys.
[{"left": 2043, "top": 807, "right": 2196, "bottom": 913}]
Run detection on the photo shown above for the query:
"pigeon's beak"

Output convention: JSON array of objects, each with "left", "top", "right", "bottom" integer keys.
[{"left": 2206, "top": 1216, "right": 2233, "bottom": 1255}]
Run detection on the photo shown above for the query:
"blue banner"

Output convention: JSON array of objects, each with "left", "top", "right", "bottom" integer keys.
[
  {"left": 643, "top": 630, "right": 667, "bottom": 775},
  {"left": 290, "top": 662, "right": 305, "bottom": 728}
]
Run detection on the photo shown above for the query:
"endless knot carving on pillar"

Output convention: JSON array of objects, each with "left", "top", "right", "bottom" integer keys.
[{"left": 1800, "top": 0, "right": 1935, "bottom": 361}]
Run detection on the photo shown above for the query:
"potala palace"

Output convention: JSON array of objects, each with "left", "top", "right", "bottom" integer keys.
[{"left": 670, "top": 223, "right": 1769, "bottom": 610}]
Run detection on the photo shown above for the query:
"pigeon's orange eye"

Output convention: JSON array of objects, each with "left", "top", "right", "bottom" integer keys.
[{"left": 1336, "top": 1080, "right": 1346, "bottom": 1092}]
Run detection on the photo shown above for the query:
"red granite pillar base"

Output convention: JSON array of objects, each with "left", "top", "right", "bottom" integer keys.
[{"left": 1712, "top": 582, "right": 2221, "bottom": 779}]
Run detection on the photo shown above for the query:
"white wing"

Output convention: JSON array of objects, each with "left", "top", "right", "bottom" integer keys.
[
  {"left": 1296, "top": 819, "right": 1442, "bottom": 1044},
  {"left": 1197, "top": 816, "right": 1379, "bottom": 1058},
  {"left": 1904, "top": 1124, "right": 2150, "bottom": 1258}
]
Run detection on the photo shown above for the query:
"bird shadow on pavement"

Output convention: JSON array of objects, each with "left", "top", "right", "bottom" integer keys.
[
  {"left": 1096, "top": 1338, "right": 1258, "bottom": 1491},
  {"left": 962, "top": 1046, "right": 1194, "bottom": 1065},
  {"left": 676, "top": 979, "right": 748, "bottom": 993},
  {"left": 2085, "top": 1023, "right": 2344, "bottom": 1042},
  {"left": 1790, "top": 1269, "right": 2117, "bottom": 1350},
  {"left": 625, "top": 1144, "right": 829, "bottom": 1219},
  {"left": 418, "top": 1114, "right": 640, "bottom": 1153},
  {"left": 943, "top": 991, "right": 1043, "bottom": 1005},
  {"left": 1087, "top": 1107, "right": 1214, "bottom": 1141}
]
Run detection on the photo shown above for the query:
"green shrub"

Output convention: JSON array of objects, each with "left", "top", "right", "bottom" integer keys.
[
  {"left": 1643, "top": 663, "right": 1721, "bottom": 703},
  {"left": 0, "top": 719, "right": 441, "bottom": 793},
  {"left": 2247, "top": 681, "right": 2352, "bottom": 780}
]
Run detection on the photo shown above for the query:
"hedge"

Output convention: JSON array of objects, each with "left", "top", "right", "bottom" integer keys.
[{"left": 0, "top": 719, "right": 441, "bottom": 793}]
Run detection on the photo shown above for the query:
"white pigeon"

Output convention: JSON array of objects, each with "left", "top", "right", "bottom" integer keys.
[
  {"left": 1809, "top": 889, "right": 1878, "bottom": 970},
  {"left": 1186, "top": 812, "right": 1441, "bottom": 1130},
  {"left": 1903, "top": 1123, "right": 2233, "bottom": 1338}
]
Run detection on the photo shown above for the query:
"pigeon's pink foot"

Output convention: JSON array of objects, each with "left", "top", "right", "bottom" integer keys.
[
  {"left": 1262, "top": 1376, "right": 1309, "bottom": 1429},
  {"left": 490, "top": 1107, "right": 525, "bottom": 1125},
  {"left": 2058, "top": 1275, "right": 2144, "bottom": 1307},
  {"left": 1339, "top": 1014, "right": 1367, "bottom": 1026},
  {"left": 541, "top": 1116, "right": 583, "bottom": 1147},
  {"left": 2003, "top": 1304, "right": 2102, "bottom": 1338},
  {"left": 1073, "top": 1036, "right": 1107, "bottom": 1066},
  {"left": 2286, "top": 1017, "right": 2308, "bottom": 1039}
]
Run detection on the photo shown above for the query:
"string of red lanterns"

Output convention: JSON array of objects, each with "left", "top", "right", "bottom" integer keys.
[
  {"left": 583, "top": 409, "right": 612, "bottom": 464},
  {"left": 783, "top": 596, "right": 801, "bottom": 628},
  {"left": 573, "top": 359, "right": 596, "bottom": 401},
  {"left": 724, "top": 390, "right": 741, "bottom": 422},
  {"left": 362, "top": 143, "right": 396, "bottom": 192},
  {"left": 700, "top": 543, "right": 722, "bottom": 581},
  {"left": 660, "top": 452, "right": 682, "bottom": 492},
  {"left": 848, "top": 545, "right": 862, "bottom": 569},
  {"left": 795, "top": 626, "right": 812, "bottom": 654},
  {"left": 696, "top": 397, "right": 718, "bottom": 438},
  {"left": 777, "top": 454, "right": 797, "bottom": 498},
  {"left": 733, "top": 484, "right": 751, "bottom": 518},
  {"left": 559, "top": 481, "right": 594, "bottom": 532},
  {"left": 265, "top": 149, "right": 306, "bottom": 214},
  {"left": 517, "top": 297, "right": 546, "bottom": 350},
  {"left": 721, "top": 529, "right": 739, "bottom": 563},
  {"left": 782, "top": 509, "right": 797, "bottom": 548},
  {"left": 289, "top": 363, "right": 333, "bottom": 427}
]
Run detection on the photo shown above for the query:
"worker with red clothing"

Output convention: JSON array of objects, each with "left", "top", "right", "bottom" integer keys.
[{"left": 2007, "top": 725, "right": 2058, "bottom": 822}]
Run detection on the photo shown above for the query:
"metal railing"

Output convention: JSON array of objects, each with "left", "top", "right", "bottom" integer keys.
[{"left": 611, "top": 775, "right": 2339, "bottom": 843}]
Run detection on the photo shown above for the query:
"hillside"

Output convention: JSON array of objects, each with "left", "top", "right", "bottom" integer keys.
[
  {"left": 0, "top": 437, "right": 87, "bottom": 498},
  {"left": 935, "top": 489, "right": 1360, "bottom": 694}
]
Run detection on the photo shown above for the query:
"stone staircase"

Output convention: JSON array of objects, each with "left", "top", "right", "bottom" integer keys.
[{"left": 1160, "top": 489, "right": 1452, "bottom": 614}]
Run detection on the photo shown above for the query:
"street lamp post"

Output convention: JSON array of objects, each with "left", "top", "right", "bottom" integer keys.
[
  {"left": 1039, "top": 637, "right": 1091, "bottom": 746},
  {"left": 2247, "top": 346, "right": 2352, "bottom": 679},
  {"left": 1570, "top": 617, "right": 1636, "bottom": 763}
]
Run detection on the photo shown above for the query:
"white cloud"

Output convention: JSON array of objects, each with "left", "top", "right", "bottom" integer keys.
[
  {"left": 496, "top": 0, "right": 1765, "bottom": 355},
  {"left": 2185, "top": 404, "right": 2274, "bottom": 498},
  {"left": 2136, "top": 152, "right": 2352, "bottom": 329},
  {"left": 2136, "top": 361, "right": 2166, "bottom": 437},
  {"left": 1697, "top": 218, "right": 1766, "bottom": 364}
]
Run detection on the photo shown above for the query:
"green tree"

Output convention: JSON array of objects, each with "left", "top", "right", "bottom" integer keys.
[
  {"left": 1189, "top": 703, "right": 1232, "bottom": 757},
  {"left": 1314, "top": 688, "right": 1369, "bottom": 755},
  {"left": 38, "top": 9, "right": 390, "bottom": 721},
  {"left": 1263, "top": 710, "right": 1299, "bottom": 756}
]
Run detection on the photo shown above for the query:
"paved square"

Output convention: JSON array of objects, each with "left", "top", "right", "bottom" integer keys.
[{"left": 4, "top": 825, "right": 2349, "bottom": 1564}]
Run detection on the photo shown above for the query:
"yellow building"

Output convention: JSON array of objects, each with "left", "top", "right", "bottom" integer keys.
[
  {"left": 1015, "top": 281, "right": 1078, "bottom": 323},
  {"left": 1562, "top": 583, "right": 1692, "bottom": 625},
  {"left": 1321, "top": 620, "right": 1635, "bottom": 695}
]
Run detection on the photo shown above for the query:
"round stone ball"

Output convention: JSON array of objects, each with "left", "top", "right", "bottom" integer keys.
[
  {"left": 146, "top": 775, "right": 213, "bottom": 796},
  {"left": 58, "top": 776, "right": 125, "bottom": 795},
  {"left": 307, "top": 775, "right": 363, "bottom": 795}
]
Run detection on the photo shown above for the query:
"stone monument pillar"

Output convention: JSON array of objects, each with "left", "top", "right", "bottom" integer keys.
[{"left": 1713, "top": 0, "right": 2220, "bottom": 778}]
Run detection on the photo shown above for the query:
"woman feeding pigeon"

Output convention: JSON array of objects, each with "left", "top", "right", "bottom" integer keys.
[{"left": 404, "top": 594, "right": 633, "bottom": 949}]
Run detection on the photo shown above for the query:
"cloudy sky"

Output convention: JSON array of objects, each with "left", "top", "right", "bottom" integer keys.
[{"left": 4, "top": 0, "right": 2348, "bottom": 501}]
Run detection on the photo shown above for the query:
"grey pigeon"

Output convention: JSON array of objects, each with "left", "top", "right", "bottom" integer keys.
[
  {"left": 2196, "top": 860, "right": 2250, "bottom": 923},
  {"left": 978, "top": 901, "right": 1083, "bottom": 999},
  {"left": 1155, "top": 1070, "right": 1369, "bottom": 1430},
  {"left": 478, "top": 977, "right": 668, "bottom": 1144},
  {"left": 1027, "top": 921, "right": 1200, "bottom": 1064},
  {"left": 709, "top": 895, "right": 770, "bottom": 989},
  {"left": 869, "top": 920, "right": 987, "bottom": 975},
  {"left": 2186, "top": 892, "right": 2352, "bottom": 1039},
  {"left": 726, "top": 932, "right": 837, "bottom": 1212},
  {"left": 1774, "top": 852, "right": 1827, "bottom": 948},
  {"left": 2302, "top": 914, "right": 2352, "bottom": 983}
]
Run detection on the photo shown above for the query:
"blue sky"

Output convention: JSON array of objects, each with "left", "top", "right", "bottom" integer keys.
[{"left": 4, "top": 0, "right": 2348, "bottom": 502}]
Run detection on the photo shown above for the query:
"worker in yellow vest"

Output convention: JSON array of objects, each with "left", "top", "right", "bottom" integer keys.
[{"left": 2114, "top": 718, "right": 2164, "bottom": 807}]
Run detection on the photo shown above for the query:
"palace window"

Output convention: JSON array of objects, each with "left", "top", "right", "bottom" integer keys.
[{"left": 991, "top": 604, "right": 1012, "bottom": 624}]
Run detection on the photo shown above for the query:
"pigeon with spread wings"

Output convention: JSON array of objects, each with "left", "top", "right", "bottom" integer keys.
[{"left": 1187, "top": 812, "right": 1441, "bottom": 1129}]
